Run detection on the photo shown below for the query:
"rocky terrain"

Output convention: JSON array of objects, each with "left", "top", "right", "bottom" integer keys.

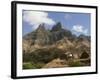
[{"left": 23, "top": 22, "right": 91, "bottom": 69}]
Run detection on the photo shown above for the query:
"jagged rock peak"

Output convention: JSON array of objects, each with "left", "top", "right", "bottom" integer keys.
[
  {"left": 51, "top": 22, "right": 62, "bottom": 31},
  {"left": 78, "top": 34, "right": 90, "bottom": 41},
  {"left": 36, "top": 23, "right": 46, "bottom": 31}
]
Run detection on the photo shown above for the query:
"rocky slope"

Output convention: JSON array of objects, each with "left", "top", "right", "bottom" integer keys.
[{"left": 23, "top": 22, "right": 91, "bottom": 69}]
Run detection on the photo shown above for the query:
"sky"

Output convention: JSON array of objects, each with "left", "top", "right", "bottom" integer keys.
[{"left": 22, "top": 10, "right": 91, "bottom": 36}]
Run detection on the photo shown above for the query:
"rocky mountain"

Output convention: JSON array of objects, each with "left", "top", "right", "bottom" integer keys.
[
  {"left": 23, "top": 22, "right": 91, "bottom": 69},
  {"left": 23, "top": 22, "right": 90, "bottom": 53},
  {"left": 51, "top": 22, "right": 62, "bottom": 31},
  {"left": 23, "top": 22, "right": 75, "bottom": 45}
]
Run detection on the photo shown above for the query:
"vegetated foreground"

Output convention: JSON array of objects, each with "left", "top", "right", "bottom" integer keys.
[{"left": 23, "top": 22, "right": 91, "bottom": 69}]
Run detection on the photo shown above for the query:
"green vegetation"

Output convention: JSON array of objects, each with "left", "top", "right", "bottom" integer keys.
[
  {"left": 23, "top": 48, "right": 67, "bottom": 69},
  {"left": 68, "top": 61, "right": 85, "bottom": 67},
  {"left": 23, "top": 48, "right": 90, "bottom": 69},
  {"left": 23, "top": 62, "right": 45, "bottom": 69},
  {"left": 23, "top": 62, "right": 34, "bottom": 69}
]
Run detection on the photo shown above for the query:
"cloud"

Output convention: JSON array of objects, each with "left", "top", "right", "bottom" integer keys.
[
  {"left": 72, "top": 25, "right": 88, "bottom": 35},
  {"left": 23, "top": 11, "right": 55, "bottom": 30}
]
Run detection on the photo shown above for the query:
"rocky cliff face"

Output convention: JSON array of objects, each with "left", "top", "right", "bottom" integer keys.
[
  {"left": 23, "top": 22, "right": 90, "bottom": 54},
  {"left": 23, "top": 22, "right": 91, "bottom": 69}
]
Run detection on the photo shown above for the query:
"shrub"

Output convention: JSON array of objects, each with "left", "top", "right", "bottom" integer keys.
[
  {"left": 32, "top": 62, "right": 45, "bottom": 68},
  {"left": 23, "top": 48, "right": 67, "bottom": 69},
  {"left": 68, "top": 61, "right": 84, "bottom": 67},
  {"left": 23, "top": 62, "right": 34, "bottom": 69},
  {"left": 23, "top": 48, "right": 66, "bottom": 63},
  {"left": 23, "top": 62, "right": 45, "bottom": 69}
]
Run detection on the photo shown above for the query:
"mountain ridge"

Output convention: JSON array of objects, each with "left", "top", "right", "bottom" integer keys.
[{"left": 23, "top": 22, "right": 91, "bottom": 69}]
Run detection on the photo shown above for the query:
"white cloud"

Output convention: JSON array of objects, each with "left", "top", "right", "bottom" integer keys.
[
  {"left": 72, "top": 25, "right": 88, "bottom": 35},
  {"left": 23, "top": 11, "right": 55, "bottom": 30}
]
